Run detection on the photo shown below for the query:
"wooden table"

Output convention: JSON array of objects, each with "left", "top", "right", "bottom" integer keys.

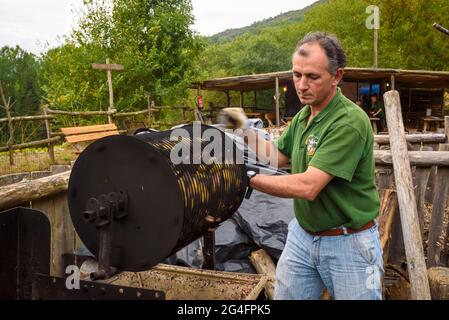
[
  {"left": 369, "top": 117, "right": 380, "bottom": 134},
  {"left": 423, "top": 117, "right": 444, "bottom": 133}
]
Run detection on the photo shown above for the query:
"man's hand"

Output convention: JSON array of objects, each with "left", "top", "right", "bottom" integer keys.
[{"left": 217, "top": 107, "right": 249, "bottom": 130}]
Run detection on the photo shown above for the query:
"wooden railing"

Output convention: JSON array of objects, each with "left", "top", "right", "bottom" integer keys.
[{"left": 0, "top": 103, "right": 195, "bottom": 166}]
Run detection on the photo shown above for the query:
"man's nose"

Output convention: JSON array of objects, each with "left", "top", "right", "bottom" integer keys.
[{"left": 296, "top": 77, "right": 308, "bottom": 91}]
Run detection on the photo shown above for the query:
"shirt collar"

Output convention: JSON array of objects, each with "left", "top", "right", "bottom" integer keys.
[{"left": 298, "top": 88, "right": 342, "bottom": 123}]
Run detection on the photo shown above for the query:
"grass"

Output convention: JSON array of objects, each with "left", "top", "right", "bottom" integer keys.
[{"left": 0, "top": 144, "right": 77, "bottom": 175}]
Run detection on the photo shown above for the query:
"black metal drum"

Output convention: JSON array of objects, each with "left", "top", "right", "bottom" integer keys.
[{"left": 68, "top": 124, "right": 247, "bottom": 272}]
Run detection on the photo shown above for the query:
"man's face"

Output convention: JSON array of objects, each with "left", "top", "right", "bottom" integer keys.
[{"left": 292, "top": 43, "right": 342, "bottom": 107}]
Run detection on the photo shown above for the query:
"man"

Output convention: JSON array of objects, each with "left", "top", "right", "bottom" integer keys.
[
  {"left": 223, "top": 32, "right": 382, "bottom": 300},
  {"left": 369, "top": 93, "right": 385, "bottom": 132}
]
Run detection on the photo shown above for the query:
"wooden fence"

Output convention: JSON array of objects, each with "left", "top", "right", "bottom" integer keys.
[{"left": 0, "top": 103, "right": 195, "bottom": 166}]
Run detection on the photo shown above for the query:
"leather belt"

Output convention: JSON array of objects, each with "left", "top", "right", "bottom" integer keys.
[{"left": 306, "top": 220, "right": 375, "bottom": 237}]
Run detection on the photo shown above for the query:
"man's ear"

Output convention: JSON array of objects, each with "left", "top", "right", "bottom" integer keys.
[{"left": 332, "top": 68, "right": 344, "bottom": 86}]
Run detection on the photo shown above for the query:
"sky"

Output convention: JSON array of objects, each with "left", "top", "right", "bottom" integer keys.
[{"left": 0, "top": 0, "right": 316, "bottom": 55}]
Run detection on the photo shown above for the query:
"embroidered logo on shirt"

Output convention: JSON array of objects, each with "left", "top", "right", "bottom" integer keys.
[{"left": 305, "top": 135, "right": 319, "bottom": 157}]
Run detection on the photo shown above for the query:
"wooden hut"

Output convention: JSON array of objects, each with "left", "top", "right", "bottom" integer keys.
[{"left": 192, "top": 68, "right": 449, "bottom": 132}]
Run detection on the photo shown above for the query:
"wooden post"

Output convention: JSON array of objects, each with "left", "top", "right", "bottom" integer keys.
[
  {"left": 0, "top": 81, "right": 14, "bottom": 165},
  {"left": 147, "top": 95, "right": 152, "bottom": 126},
  {"left": 43, "top": 106, "right": 55, "bottom": 164},
  {"left": 443, "top": 214, "right": 449, "bottom": 266},
  {"left": 374, "top": 28, "right": 378, "bottom": 68},
  {"left": 240, "top": 91, "right": 244, "bottom": 109},
  {"left": 226, "top": 91, "right": 230, "bottom": 108},
  {"left": 391, "top": 75, "right": 395, "bottom": 91},
  {"left": 444, "top": 116, "right": 449, "bottom": 143},
  {"left": 92, "top": 59, "right": 124, "bottom": 124},
  {"left": 428, "top": 267, "right": 449, "bottom": 300},
  {"left": 106, "top": 59, "right": 114, "bottom": 123},
  {"left": 427, "top": 144, "right": 449, "bottom": 268},
  {"left": 375, "top": 166, "right": 394, "bottom": 189},
  {"left": 250, "top": 249, "right": 276, "bottom": 300},
  {"left": 383, "top": 90, "right": 431, "bottom": 300},
  {"left": 377, "top": 189, "right": 399, "bottom": 262},
  {"left": 413, "top": 167, "right": 432, "bottom": 235},
  {"left": 275, "top": 77, "right": 280, "bottom": 127},
  {"left": 33, "top": 192, "right": 75, "bottom": 277},
  {"left": 253, "top": 91, "right": 257, "bottom": 112}
]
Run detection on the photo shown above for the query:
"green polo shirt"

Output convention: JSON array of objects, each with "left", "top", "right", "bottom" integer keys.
[{"left": 276, "top": 88, "right": 380, "bottom": 232}]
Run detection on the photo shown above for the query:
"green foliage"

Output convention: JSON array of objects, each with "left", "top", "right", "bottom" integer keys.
[
  {"left": 39, "top": 0, "right": 204, "bottom": 114},
  {"left": 208, "top": 0, "right": 327, "bottom": 44},
  {"left": 197, "top": 0, "right": 449, "bottom": 110},
  {"left": 202, "top": 0, "right": 449, "bottom": 76},
  {"left": 0, "top": 46, "right": 41, "bottom": 116}
]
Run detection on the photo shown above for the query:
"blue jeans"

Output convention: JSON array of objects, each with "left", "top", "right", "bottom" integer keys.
[{"left": 275, "top": 219, "right": 384, "bottom": 300}]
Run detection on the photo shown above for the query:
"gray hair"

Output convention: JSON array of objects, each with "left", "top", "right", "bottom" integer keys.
[{"left": 294, "top": 32, "right": 347, "bottom": 75}]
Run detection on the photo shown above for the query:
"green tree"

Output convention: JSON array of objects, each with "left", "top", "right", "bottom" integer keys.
[
  {"left": 0, "top": 45, "right": 41, "bottom": 117},
  {"left": 40, "top": 0, "right": 204, "bottom": 113}
]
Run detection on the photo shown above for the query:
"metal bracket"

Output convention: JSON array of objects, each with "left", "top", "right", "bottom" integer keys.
[
  {"left": 83, "top": 190, "right": 128, "bottom": 280},
  {"left": 32, "top": 273, "right": 164, "bottom": 300}
]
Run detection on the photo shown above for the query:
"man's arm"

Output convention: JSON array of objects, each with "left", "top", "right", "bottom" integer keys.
[{"left": 249, "top": 166, "right": 334, "bottom": 201}]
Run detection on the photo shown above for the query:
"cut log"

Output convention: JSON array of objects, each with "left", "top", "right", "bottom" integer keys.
[
  {"left": 374, "top": 150, "right": 449, "bottom": 167},
  {"left": 0, "top": 171, "right": 70, "bottom": 211},
  {"left": 428, "top": 267, "right": 449, "bottom": 300},
  {"left": 427, "top": 144, "right": 449, "bottom": 268},
  {"left": 374, "top": 133, "right": 445, "bottom": 144},
  {"left": 383, "top": 90, "right": 431, "bottom": 300},
  {"left": 249, "top": 249, "right": 276, "bottom": 300},
  {"left": 33, "top": 192, "right": 75, "bottom": 277},
  {"left": 412, "top": 147, "right": 433, "bottom": 235},
  {"left": 377, "top": 189, "right": 399, "bottom": 253}
]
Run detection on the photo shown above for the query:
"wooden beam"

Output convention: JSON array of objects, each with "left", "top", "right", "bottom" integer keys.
[
  {"left": 275, "top": 77, "right": 280, "bottom": 127},
  {"left": 0, "top": 136, "right": 60, "bottom": 153},
  {"left": 47, "top": 108, "right": 113, "bottom": 116},
  {"left": 91, "top": 63, "right": 124, "bottom": 71},
  {"left": 0, "top": 114, "right": 54, "bottom": 123},
  {"left": 106, "top": 59, "right": 114, "bottom": 123},
  {"left": 427, "top": 143, "right": 449, "bottom": 268},
  {"left": 374, "top": 150, "right": 449, "bottom": 166},
  {"left": 383, "top": 90, "right": 431, "bottom": 300},
  {"left": 43, "top": 106, "right": 55, "bottom": 164},
  {"left": 0, "top": 171, "right": 70, "bottom": 211},
  {"left": 445, "top": 116, "right": 449, "bottom": 143},
  {"left": 249, "top": 249, "right": 276, "bottom": 300},
  {"left": 33, "top": 193, "right": 75, "bottom": 277},
  {"left": 428, "top": 267, "right": 449, "bottom": 300},
  {"left": 374, "top": 29, "right": 378, "bottom": 68},
  {"left": 412, "top": 147, "right": 433, "bottom": 235},
  {"left": 60, "top": 124, "right": 117, "bottom": 135},
  {"left": 253, "top": 91, "right": 257, "bottom": 112},
  {"left": 0, "top": 81, "right": 14, "bottom": 165},
  {"left": 375, "top": 133, "right": 446, "bottom": 144}
]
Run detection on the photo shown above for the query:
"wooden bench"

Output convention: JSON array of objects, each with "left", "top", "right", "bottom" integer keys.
[{"left": 60, "top": 124, "right": 119, "bottom": 153}]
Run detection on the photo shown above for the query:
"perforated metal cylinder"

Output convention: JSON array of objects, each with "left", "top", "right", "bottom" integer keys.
[{"left": 68, "top": 124, "right": 247, "bottom": 271}]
